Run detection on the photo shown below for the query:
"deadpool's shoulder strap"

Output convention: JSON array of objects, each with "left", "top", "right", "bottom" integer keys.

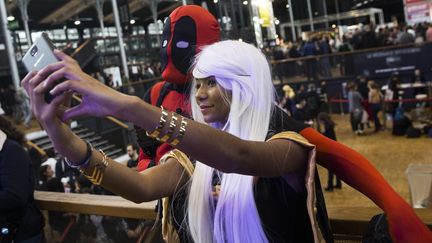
[{"left": 149, "top": 81, "right": 172, "bottom": 107}]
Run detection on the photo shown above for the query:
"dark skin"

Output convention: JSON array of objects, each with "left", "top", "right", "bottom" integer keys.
[{"left": 21, "top": 50, "right": 308, "bottom": 203}]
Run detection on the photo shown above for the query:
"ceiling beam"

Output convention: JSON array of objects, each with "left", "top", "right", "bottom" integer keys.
[
  {"left": 143, "top": 2, "right": 180, "bottom": 22},
  {"left": 104, "top": 0, "right": 147, "bottom": 22},
  {"left": 40, "top": 0, "right": 97, "bottom": 24}
]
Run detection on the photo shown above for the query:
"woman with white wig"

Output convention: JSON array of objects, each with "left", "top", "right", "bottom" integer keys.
[{"left": 22, "top": 40, "right": 329, "bottom": 242}]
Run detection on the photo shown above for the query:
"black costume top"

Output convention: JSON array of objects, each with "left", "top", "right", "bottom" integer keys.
[{"left": 168, "top": 107, "right": 332, "bottom": 243}]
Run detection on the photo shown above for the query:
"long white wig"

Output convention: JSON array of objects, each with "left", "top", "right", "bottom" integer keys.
[{"left": 188, "top": 40, "right": 276, "bottom": 243}]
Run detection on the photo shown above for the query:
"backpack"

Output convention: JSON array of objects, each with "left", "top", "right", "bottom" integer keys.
[
  {"left": 362, "top": 214, "right": 392, "bottom": 243},
  {"left": 394, "top": 105, "right": 404, "bottom": 121},
  {"left": 406, "top": 126, "right": 421, "bottom": 138}
]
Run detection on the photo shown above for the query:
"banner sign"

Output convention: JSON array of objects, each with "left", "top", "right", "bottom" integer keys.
[
  {"left": 352, "top": 44, "right": 432, "bottom": 76},
  {"left": 404, "top": 0, "right": 432, "bottom": 25}
]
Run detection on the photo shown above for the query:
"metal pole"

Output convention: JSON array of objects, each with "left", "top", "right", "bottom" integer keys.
[
  {"left": 322, "top": 0, "right": 328, "bottom": 28},
  {"left": 287, "top": 0, "right": 296, "bottom": 41},
  {"left": 306, "top": 0, "right": 314, "bottom": 31},
  {"left": 237, "top": 0, "right": 245, "bottom": 31},
  {"left": 111, "top": 0, "right": 129, "bottom": 79},
  {"left": 95, "top": 0, "right": 106, "bottom": 38},
  {"left": 378, "top": 11, "right": 384, "bottom": 25},
  {"left": 335, "top": 0, "right": 340, "bottom": 26},
  {"left": 229, "top": 0, "right": 238, "bottom": 38},
  {"left": 16, "top": 0, "right": 32, "bottom": 45},
  {"left": 0, "top": 0, "right": 20, "bottom": 89},
  {"left": 150, "top": 0, "right": 160, "bottom": 44},
  {"left": 182, "top": 0, "right": 187, "bottom": 6}
]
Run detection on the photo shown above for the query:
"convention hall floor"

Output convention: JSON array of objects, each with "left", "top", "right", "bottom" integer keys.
[
  {"left": 317, "top": 114, "right": 432, "bottom": 209},
  {"left": 17, "top": 114, "right": 432, "bottom": 209}
]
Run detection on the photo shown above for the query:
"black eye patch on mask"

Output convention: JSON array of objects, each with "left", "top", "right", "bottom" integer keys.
[
  {"left": 171, "top": 16, "right": 197, "bottom": 75},
  {"left": 160, "top": 17, "right": 171, "bottom": 72}
]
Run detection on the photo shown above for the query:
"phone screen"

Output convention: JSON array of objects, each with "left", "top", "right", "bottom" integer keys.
[{"left": 22, "top": 33, "right": 61, "bottom": 103}]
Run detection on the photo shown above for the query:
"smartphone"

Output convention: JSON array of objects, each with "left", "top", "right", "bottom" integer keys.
[{"left": 22, "top": 32, "right": 62, "bottom": 103}]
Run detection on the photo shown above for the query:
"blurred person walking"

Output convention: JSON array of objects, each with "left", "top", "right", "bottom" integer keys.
[{"left": 317, "top": 112, "right": 341, "bottom": 191}]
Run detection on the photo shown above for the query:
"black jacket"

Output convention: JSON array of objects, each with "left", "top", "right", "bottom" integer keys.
[{"left": 0, "top": 139, "right": 44, "bottom": 241}]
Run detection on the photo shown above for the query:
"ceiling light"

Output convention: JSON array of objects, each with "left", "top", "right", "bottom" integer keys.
[
  {"left": 243, "top": 1, "right": 248, "bottom": 5},
  {"left": 130, "top": 19, "right": 136, "bottom": 24},
  {"left": 74, "top": 20, "right": 81, "bottom": 25},
  {"left": 7, "top": 16, "right": 15, "bottom": 21}
]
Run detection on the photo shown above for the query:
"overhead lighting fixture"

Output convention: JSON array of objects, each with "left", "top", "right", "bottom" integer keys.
[
  {"left": 130, "top": 19, "right": 136, "bottom": 24},
  {"left": 74, "top": 20, "right": 81, "bottom": 25},
  {"left": 286, "top": 4, "right": 289, "bottom": 8},
  {"left": 7, "top": 16, "right": 15, "bottom": 21},
  {"left": 332, "top": 24, "right": 337, "bottom": 28},
  {"left": 275, "top": 19, "right": 280, "bottom": 25},
  {"left": 213, "top": 0, "right": 218, "bottom": 3},
  {"left": 243, "top": 1, "right": 248, "bottom": 5}
]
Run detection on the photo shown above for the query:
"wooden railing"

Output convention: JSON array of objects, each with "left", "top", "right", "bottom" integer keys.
[
  {"left": 34, "top": 191, "right": 432, "bottom": 241},
  {"left": 34, "top": 191, "right": 157, "bottom": 220}
]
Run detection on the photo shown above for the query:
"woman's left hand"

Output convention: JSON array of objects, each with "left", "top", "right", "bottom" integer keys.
[{"left": 23, "top": 50, "right": 131, "bottom": 123}]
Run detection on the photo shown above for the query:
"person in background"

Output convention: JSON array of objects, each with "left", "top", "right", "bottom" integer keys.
[
  {"left": 0, "top": 116, "right": 44, "bottom": 242},
  {"left": 347, "top": 82, "right": 365, "bottom": 135},
  {"left": 15, "top": 87, "right": 33, "bottom": 128},
  {"left": 411, "top": 68, "right": 427, "bottom": 98},
  {"left": 317, "top": 112, "right": 341, "bottom": 191},
  {"left": 293, "top": 98, "right": 312, "bottom": 126},
  {"left": 368, "top": 81, "right": 383, "bottom": 132},
  {"left": 126, "top": 144, "right": 139, "bottom": 170},
  {"left": 280, "top": 84, "right": 296, "bottom": 116}
]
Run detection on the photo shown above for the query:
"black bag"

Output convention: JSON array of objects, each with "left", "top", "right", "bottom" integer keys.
[
  {"left": 406, "top": 126, "right": 421, "bottom": 138},
  {"left": 362, "top": 214, "right": 392, "bottom": 243},
  {"left": 392, "top": 117, "right": 411, "bottom": 136}
]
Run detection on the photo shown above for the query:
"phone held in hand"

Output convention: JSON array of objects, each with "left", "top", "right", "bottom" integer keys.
[{"left": 22, "top": 32, "right": 62, "bottom": 103}]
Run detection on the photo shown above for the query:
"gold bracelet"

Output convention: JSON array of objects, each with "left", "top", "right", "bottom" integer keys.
[
  {"left": 146, "top": 107, "right": 169, "bottom": 139},
  {"left": 81, "top": 149, "right": 108, "bottom": 185},
  {"left": 170, "top": 116, "right": 188, "bottom": 146},
  {"left": 159, "top": 113, "right": 178, "bottom": 143}
]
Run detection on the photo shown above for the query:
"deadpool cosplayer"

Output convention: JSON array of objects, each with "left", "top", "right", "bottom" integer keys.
[
  {"left": 134, "top": 5, "right": 431, "bottom": 243},
  {"left": 135, "top": 5, "right": 220, "bottom": 171}
]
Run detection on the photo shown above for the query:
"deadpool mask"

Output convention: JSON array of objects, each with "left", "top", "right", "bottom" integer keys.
[{"left": 160, "top": 5, "right": 220, "bottom": 84}]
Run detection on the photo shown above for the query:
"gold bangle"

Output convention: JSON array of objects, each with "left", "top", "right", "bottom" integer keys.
[
  {"left": 146, "top": 107, "right": 168, "bottom": 139},
  {"left": 170, "top": 116, "right": 188, "bottom": 146},
  {"left": 81, "top": 149, "right": 108, "bottom": 185},
  {"left": 159, "top": 113, "right": 178, "bottom": 143}
]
